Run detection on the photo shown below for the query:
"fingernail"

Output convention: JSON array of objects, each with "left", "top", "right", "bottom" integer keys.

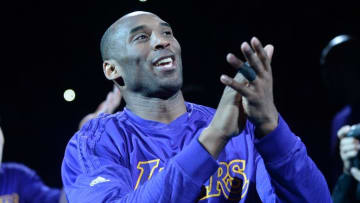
[
  {"left": 253, "top": 37, "right": 260, "bottom": 46},
  {"left": 242, "top": 42, "right": 250, "bottom": 52},
  {"left": 226, "top": 53, "right": 233, "bottom": 61},
  {"left": 220, "top": 75, "right": 232, "bottom": 84}
]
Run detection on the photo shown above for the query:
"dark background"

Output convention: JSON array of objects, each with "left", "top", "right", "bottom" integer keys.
[{"left": 0, "top": 0, "right": 359, "bottom": 190}]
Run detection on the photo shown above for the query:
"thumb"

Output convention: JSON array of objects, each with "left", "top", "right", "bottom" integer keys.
[
  {"left": 337, "top": 125, "right": 351, "bottom": 139},
  {"left": 264, "top": 44, "right": 274, "bottom": 62},
  {"left": 350, "top": 167, "right": 360, "bottom": 182}
]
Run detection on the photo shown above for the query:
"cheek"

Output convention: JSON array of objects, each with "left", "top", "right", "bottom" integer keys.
[{"left": 173, "top": 39, "right": 181, "bottom": 53}]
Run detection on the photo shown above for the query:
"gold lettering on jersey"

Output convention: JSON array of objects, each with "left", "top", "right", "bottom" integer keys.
[
  {"left": 200, "top": 159, "right": 248, "bottom": 200},
  {"left": 134, "top": 159, "right": 248, "bottom": 200},
  {"left": 0, "top": 193, "right": 19, "bottom": 203},
  {"left": 134, "top": 159, "right": 160, "bottom": 190}
]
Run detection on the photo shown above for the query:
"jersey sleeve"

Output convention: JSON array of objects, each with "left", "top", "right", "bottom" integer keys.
[
  {"left": 61, "top": 115, "right": 218, "bottom": 203},
  {"left": 253, "top": 115, "right": 332, "bottom": 202},
  {"left": 332, "top": 173, "right": 358, "bottom": 203},
  {"left": 15, "top": 164, "right": 61, "bottom": 203}
]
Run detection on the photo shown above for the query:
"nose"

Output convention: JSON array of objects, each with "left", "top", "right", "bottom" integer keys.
[{"left": 152, "top": 33, "right": 170, "bottom": 51}]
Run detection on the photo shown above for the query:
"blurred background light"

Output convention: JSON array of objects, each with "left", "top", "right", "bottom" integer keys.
[{"left": 64, "top": 89, "right": 76, "bottom": 102}]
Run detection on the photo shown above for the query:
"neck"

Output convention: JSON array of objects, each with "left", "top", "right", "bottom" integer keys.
[{"left": 124, "top": 91, "right": 187, "bottom": 124}]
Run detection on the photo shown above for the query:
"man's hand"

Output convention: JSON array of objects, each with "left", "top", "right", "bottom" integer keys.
[
  {"left": 217, "top": 37, "right": 278, "bottom": 137},
  {"left": 78, "top": 86, "right": 122, "bottom": 129},
  {"left": 199, "top": 37, "right": 277, "bottom": 158},
  {"left": 338, "top": 125, "right": 360, "bottom": 181}
]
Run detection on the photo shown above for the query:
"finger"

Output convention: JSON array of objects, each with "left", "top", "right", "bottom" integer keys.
[
  {"left": 264, "top": 44, "right": 274, "bottom": 63},
  {"left": 340, "top": 143, "right": 360, "bottom": 152},
  {"left": 113, "top": 85, "right": 122, "bottom": 98},
  {"left": 114, "top": 86, "right": 121, "bottom": 97},
  {"left": 241, "top": 42, "right": 265, "bottom": 76},
  {"left": 226, "top": 53, "right": 244, "bottom": 70},
  {"left": 220, "top": 74, "right": 252, "bottom": 97},
  {"left": 340, "top": 137, "right": 358, "bottom": 147},
  {"left": 96, "top": 100, "right": 108, "bottom": 114},
  {"left": 113, "top": 84, "right": 118, "bottom": 93},
  {"left": 350, "top": 167, "right": 360, "bottom": 181},
  {"left": 338, "top": 125, "right": 351, "bottom": 138},
  {"left": 226, "top": 53, "right": 257, "bottom": 82},
  {"left": 342, "top": 150, "right": 358, "bottom": 159},
  {"left": 250, "top": 37, "right": 271, "bottom": 70},
  {"left": 107, "top": 93, "right": 115, "bottom": 105}
]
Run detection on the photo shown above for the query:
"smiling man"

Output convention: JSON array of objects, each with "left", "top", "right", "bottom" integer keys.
[{"left": 61, "top": 11, "right": 331, "bottom": 202}]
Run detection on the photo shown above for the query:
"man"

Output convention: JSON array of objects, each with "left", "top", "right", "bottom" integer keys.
[
  {"left": 62, "top": 11, "right": 331, "bottom": 202},
  {"left": 332, "top": 124, "right": 360, "bottom": 202},
  {"left": 320, "top": 35, "right": 360, "bottom": 187},
  {"left": 320, "top": 35, "right": 360, "bottom": 202},
  {"left": 0, "top": 126, "right": 67, "bottom": 203}
]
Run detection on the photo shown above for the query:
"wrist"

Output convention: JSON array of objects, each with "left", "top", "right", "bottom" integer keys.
[
  {"left": 255, "top": 113, "right": 279, "bottom": 138},
  {"left": 198, "top": 127, "right": 230, "bottom": 159},
  {"left": 343, "top": 161, "right": 351, "bottom": 174}
]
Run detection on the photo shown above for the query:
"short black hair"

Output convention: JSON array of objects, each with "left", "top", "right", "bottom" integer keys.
[{"left": 321, "top": 35, "right": 360, "bottom": 68}]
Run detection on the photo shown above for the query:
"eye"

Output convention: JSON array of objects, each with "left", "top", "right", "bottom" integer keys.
[
  {"left": 134, "top": 33, "right": 149, "bottom": 41},
  {"left": 164, "top": 31, "right": 172, "bottom": 36}
]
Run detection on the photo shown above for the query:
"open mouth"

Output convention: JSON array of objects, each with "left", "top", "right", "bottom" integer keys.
[{"left": 153, "top": 56, "right": 175, "bottom": 69}]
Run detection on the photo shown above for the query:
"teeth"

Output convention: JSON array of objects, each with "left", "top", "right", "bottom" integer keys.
[{"left": 156, "top": 57, "right": 173, "bottom": 66}]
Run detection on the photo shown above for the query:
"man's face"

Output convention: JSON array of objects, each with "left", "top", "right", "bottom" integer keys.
[{"left": 112, "top": 13, "right": 183, "bottom": 99}]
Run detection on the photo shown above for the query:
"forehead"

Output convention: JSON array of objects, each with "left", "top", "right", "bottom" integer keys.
[{"left": 117, "top": 13, "right": 167, "bottom": 33}]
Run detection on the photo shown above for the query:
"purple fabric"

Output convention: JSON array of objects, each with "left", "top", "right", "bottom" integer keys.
[
  {"left": 62, "top": 102, "right": 331, "bottom": 202},
  {"left": 0, "top": 162, "right": 60, "bottom": 203},
  {"left": 330, "top": 105, "right": 352, "bottom": 155}
]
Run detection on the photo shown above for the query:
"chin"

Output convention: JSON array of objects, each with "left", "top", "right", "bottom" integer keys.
[{"left": 148, "top": 80, "right": 182, "bottom": 99}]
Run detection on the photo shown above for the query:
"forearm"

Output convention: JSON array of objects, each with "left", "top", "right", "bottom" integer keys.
[
  {"left": 66, "top": 139, "right": 218, "bottom": 203},
  {"left": 122, "top": 139, "right": 218, "bottom": 202},
  {"left": 255, "top": 115, "right": 332, "bottom": 202},
  {"left": 120, "top": 158, "right": 208, "bottom": 202},
  {"left": 198, "top": 126, "right": 230, "bottom": 159}
]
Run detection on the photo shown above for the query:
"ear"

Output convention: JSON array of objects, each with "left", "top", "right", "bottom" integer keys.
[{"left": 103, "top": 60, "right": 122, "bottom": 80}]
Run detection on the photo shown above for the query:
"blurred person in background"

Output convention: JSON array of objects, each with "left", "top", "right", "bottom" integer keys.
[
  {"left": 0, "top": 86, "right": 120, "bottom": 203},
  {"left": 333, "top": 124, "right": 360, "bottom": 202},
  {"left": 78, "top": 85, "right": 122, "bottom": 129},
  {"left": 320, "top": 35, "right": 360, "bottom": 202},
  {"left": 0, "top": 125, "right": 67, "bottom": 203}
]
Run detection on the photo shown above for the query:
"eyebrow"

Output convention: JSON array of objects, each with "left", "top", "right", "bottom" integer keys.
[
  {"left": 129, "top": 22, "right": 172, "bottom": 34},
  {"left": 160, "top": 22, "right": 171, "bottom": 28},
  {"left": 130, "top": 25, "right": 146, "bottom": 34}
]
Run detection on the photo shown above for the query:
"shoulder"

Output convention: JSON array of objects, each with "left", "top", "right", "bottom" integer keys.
[
  {"left": 62, "top": 112, "right": 128, "bottom": 174},
  {"left": 1, "top": 162, "right": 37, "bottom": 180},
  {"left": 71, "top": 111, "right": 128, "bottom": 146},
  {"left": 80, "top": 111, "right": 126, "bottom": 135}
]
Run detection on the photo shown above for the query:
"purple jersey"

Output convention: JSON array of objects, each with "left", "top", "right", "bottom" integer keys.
[
  {"left": 0, "top": 162, "right": 60, "bottom": 203},
  {"left": 62, "top": 102, "right": 331, "bottom": 202},
  {"left": 330, "top": 105, "right": 352, "bottom": 155}
]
